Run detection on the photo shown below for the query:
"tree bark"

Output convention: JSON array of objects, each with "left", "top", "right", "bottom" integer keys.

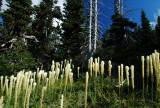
[
  {"left": 87, "top": 0, "right": 93, "bottom": 60},
  {"left": 1, "top": 35, "right": 39, "bottom": 48},
  {"left": 92, "top": 0, "right": 97, "bottom": 56},
  {"left": 120, "top": 0, "right": 123, "bottom": 15},
  {"left": 114, "top": 0, "right": 120, "bottom": 13},
  {"left": 23, "top": 35, "right": 39, "bottom": 43}
]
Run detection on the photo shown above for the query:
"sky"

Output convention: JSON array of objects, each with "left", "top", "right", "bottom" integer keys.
[
  {"left": 1, "top": 0, "right": 67, "bottom": 27},
  {"left": 2, "top": 0, "right": 66, "bottom": 12},
  {"left": 1, "top": 0, "right": 160, "bottom": 35},
  {"left": 89, "top": 0, "right": 160, "bottom": 35},
  {"left": 125, "top": 0, "right": 160, "bottom": 28}
]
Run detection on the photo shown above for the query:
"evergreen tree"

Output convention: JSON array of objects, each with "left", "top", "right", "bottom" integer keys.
[
  {"left": 155, "top": 16, "right": 160, "bottom": 49},
  {"left": 141, "top": 10, "right": 152, "bottom": 43},
  {"left": 1, "top": 0, "right": 32, "bottom": 37},
  {"left": 0, "top": 0, "right": 2, "bottom": 11},
  {"left": 31, "top": 0, "right": 62, "bottom": 68},
  {"left": 108, "top": 12, "right": 137, "bottom": 63},
  {"left": 0, "top": 40, "right": 36, "bottom": 75},
  {"left": 140, "top": 9, "right": 155, "bottom": 54},
  {"left": 109, "top": 12, "right": 137, "bottom": 50},
  {"left": 61, "top": 0, "right": 86, "bottom": 64},
  {"left": 0, "top": 0, "right": 37, "bottom": 75},
  {"left": 100, "top": 28, "right": 114, "bottom": 60}
]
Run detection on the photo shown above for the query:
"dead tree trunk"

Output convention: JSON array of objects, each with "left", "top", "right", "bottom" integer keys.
[
  {"left": 120, "top": 0, "right": 123, "bottom": 15},
  {"left": 87, "top": 0, "right": 93, "bottom": 60},
  {"left": 92, "top": 0, "right": 97, "bottom": 56},
  {"left": 114, "top": 0, "right": 120, "bottom": 13}
]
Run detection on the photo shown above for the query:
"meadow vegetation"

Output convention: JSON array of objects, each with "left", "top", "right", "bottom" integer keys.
[{"left": 0, "top": 50, "right": 160, "bottom": 107}]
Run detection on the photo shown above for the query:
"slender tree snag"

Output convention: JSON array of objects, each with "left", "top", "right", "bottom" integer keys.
[
  {"left": 87, "top": 0, "right": 92, "bottom": 59},
  {"left": 92, "top": 0, "right": 98, "bottom": 56},
  {"left": 120, "top": 0, "right": 124, "bottom": 15},
  {"left": 114, "top": 0, "right": 120, "bottom": 13},
  {"left": 1, "top": 34, "right": 39, "bottom": 48},
  {"left": 23, "top": 34, "right": 39, "bottom": 43}
]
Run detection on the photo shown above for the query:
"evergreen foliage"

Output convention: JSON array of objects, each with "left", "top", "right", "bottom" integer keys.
[
  {"left": 139, "top": 9, "right": 155, "bottom": 54},
  {"left": 105, "top": 12, "right": 137, "bottom": 63},
  {"left": 100, "top": 28, "right": 114, "bottom": 60},
  {"left": 0, "top": 0, "right": 36, "bottom": 75},
  {"left": 0, "top": 0, "right": 159, "bottom": 86},
  {"left": 61, "top": 0, "right": 86, "bottom": 65},
  {"left": 31, "top": 0, "right": 62, "bottom": 68},
  {"left": 1, "top": 0, "right": 32, "bottom": 36},
  {"left": 109, "top": 12, "right": 137, "bottom": 50},
  {"left": 0, "top": 0, "right": 2, "bottom": 11},
  {"left": 0, "top": 40, "right": 36, "bottom": 75},
  {"left": 155, "top": 16, "right": 160, "bottom": 49}
]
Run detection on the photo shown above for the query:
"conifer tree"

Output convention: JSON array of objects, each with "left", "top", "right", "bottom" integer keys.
[
  {"left": 140, "top": 9, "right": 154, "bottom": 53},
  {"left": 141, "top": 9, "right": 152, "bottom": 43},
  {"left": 0, "top": 0, "right": 36, "bottom": 75},
  {"left": 1, "top": 0, "right": 32, "bottom": 37},
  {"left": 155, "top": 16, "right": 160, "bottom": 48},
  {"left": 0, "top": 0, "right": 2, "bottom": 11},
  {"left": 109, "top": 12, "right": 137, "bottom": 50},
  {"left": 31, "top": 0, "right": 62, "bottom": 68},
  {"left": 108, "top": 12, "right": 137, "bottom": 63},
  {"left": 61, "top": 0, "right": 86, "bottom": 64},
  {"left": 101, "top": 28, "right": 114, "bottom": 60},
  {"left": 0, "top": 41, "right": 36, "bottom": 75}
]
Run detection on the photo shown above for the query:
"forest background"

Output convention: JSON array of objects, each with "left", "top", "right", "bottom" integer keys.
[{"left": 0, "top": 0, "right": 160, "bottom": 79}]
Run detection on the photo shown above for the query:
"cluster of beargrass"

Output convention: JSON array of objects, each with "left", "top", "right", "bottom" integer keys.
[
  {"left": 0, "top": 51, "right": 160, "bottom": 107},
  {"left": 0, "top": 59, "right": 74, "bottom": 107},
  {"left": 141, "top": 50, "right": 160, "bottom": 102}
]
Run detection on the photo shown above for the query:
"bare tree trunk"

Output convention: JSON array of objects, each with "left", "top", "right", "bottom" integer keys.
[
  {"left": 114, "top": 0, "right": 120, "bottom": 13},
  {"left": 87, "top": 0, "right": 93, "bottom": 60},
  {"left": 92, "top": 0, "right": 97, "bottom": 56},
  {"left": 120, "top": 0, "right": 123, "bottom": 15}
]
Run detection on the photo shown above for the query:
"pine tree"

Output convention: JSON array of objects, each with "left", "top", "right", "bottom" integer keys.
[
  {"left": 108, "top": 12, "right": 137, "bottom": 63},
  {"left": 141, "top": 9, "right": 152, "bottom": 43},
  {"left": 0, "top": 0, "right": 2, "bottom": 11},
  {"left": 31, "top": 0, "right": 62, "bottom": 68},
  {"left": 0, "top": 40, "right": 36, "bottom": 75},
  {"left": 155, "top": 16, "right": 160, "bottom": 49},
  {"left": 140, "top": 9, "right": 154, "bottom": 53},
  {"left": 109, "top": 12, "right": 137, "bottom": 50},
  {"left": 61, "top": 0, "right": 86, "bottom": 64},
  {"left": 1, "top": 0, "right": 32, "bottom": 37},
  {"left": 0, "top": 0, "right": 37, "bottom": 75},
  {"left": 101, "top": 28, "right": 114, "bottom": 60}
]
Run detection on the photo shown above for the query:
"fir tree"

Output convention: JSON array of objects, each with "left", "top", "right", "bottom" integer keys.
[
  {"left": 108, "top": 12, "right": 137, "bottom": 63},
  {"left": 141, "top": 9, "right": 152, "bottom": 43},
  {"left": 1, "top": 0, "right": 32, "bottom": 37},
  {"left": 61, "top": 0, "right": 86, "bottom": 64},
  {"left": 155, "top": 16, "right": 160, "bottom": 49},
  {"left": 0, "top": 0, "right": 37, "bottom": 75},
  {"left": 0, "top": 0, "right": 2, "bottom": 11},
  {"left": 31, "top": 0, "right": 62, "bottom": 68},
  {"left": 140, "top": 9, "right": 155, "bottom": 54},
  {"left": 0, "top": 40, "right": 36, "bottom": 75},
  {"left": 109, "top": 12, "right": 137, "bottom": 50},
  {"left": 100, "top": 28, "right": 114, "bottom": 60}
]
